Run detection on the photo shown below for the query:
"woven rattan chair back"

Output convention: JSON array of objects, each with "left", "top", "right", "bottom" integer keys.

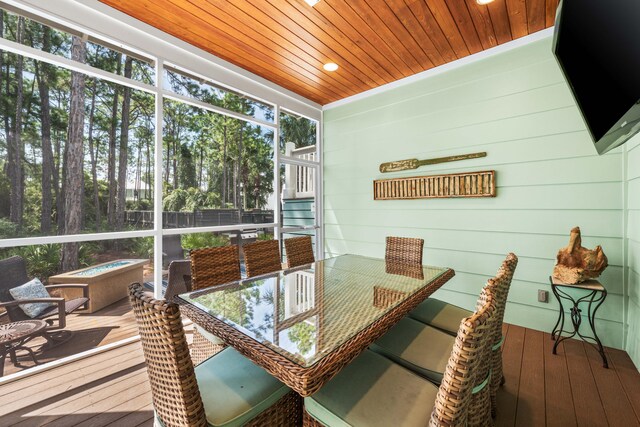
[
  {"left": 243, "top": 239, "right": 282, "bottom": 278},
  {"left": 284, "top": 236, "right": 315, "bottom": 268},
  {"left": 488, "top": 253, "right": 518, "bottom": 418},
  {"left": 128, "top": 282, "right": 207, "bottom": 427},
  {"left": 385, "top": 236, "right": 424, "bottom": 266},
  {"left": 430, "top": 289, "right": 497, "bottom": 427},
  {"left": 190, "top": 245, "right": 241, "bottom": 290}
]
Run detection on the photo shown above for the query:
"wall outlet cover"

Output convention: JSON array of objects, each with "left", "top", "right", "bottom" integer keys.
[{"left": 538, "top": 289, "right": 549, "bottom": 303}]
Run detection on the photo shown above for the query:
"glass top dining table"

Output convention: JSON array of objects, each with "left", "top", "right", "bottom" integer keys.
[{"left": 176, "top": 254, "right": 454, "bottom": 396}]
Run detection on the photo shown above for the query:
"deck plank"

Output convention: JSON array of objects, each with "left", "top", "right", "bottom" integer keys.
[
  {"left": 1, "top": 297, "right": 140, "bottom": 377},
  {"left": 607, "top": 347, "right": 640, "bottom": 421},
  {"left": 0, "top": 349, "right": 145, "bottom": 414},
  {"left": 584, "top": 345, "right": 640, "bottom": 426},
  {"left": 543, "top": 334, "right": 577, "bottom": 427},
  {"left": 0, "top": 323, "right": 639, "bottom": 427},
  {"left": 563, "top": 339, "right": 608, "bottom": 427},
  {"left": 515, "top": 328, "right": 546, "bottom": 426},
  {"left": 105, "top": 403, "right": 154, "bottom": 427},
  {"left": 495, "top": 323, "right": 525, "bottom": 427}
]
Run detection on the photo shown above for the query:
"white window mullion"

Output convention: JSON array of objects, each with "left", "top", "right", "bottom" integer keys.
[
  {"left": 274, "top": 105, "right": 281, "bottom": 243},
  {"left": 317, "top": 110, "right": 324, "bottom": 257},
  {"left": 162, "top": 90, "right": 275, "bottom": 130},
  {"left": 153, "top": 59, "right": 164, "bottom": 299},
  {"left": 0, "top": 36, "right": 156, "bottom": 95},
  {"left": 0, "top": 229, "right": 157, "bottom": 249}
]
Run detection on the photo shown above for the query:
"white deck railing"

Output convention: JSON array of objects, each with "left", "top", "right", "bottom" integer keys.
[
  {"left": 283, "top": 143, "right": 316, "bottom": 199},
  {"left": 283, "top": 270, "right": 316, "bottom": 318}
]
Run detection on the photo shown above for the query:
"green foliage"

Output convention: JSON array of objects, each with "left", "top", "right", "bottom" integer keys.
[
  {"left": 162, "top": 187, "right": 222, "bottom": 212},
  {"left": 287, "top": 321, "right": 316, "bottom": 356},
  {"left": 280, "top": 112, "right": 316, "bottom": 152},
  {"left": 127, "top": 198, "right": 152, "bottom": 211},
  {"left": 257, "top": 232, "right": 274, "bottom": 241},
  {"left": 181, "top": 232, "right": 229, "bottom": 251},
  {"left": 1, "top": 242, "right": 96, "bottom": 280},
  {"left": 0, "top": 219, "right": 19, "bottom": 239},
  {"left": 163, "top": 188, "right": 189, "bottom": 212},
  {"left": 12, "top": 244, "right": 61, "bottom": 280},
  {"left": 131, "top": 236, "right": 154, "bottom": 259},
  {"left": 0, "top": 168, "right": 10, "bottom": 218}
]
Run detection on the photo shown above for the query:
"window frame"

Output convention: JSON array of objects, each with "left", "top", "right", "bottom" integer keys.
[{"left": 0, "top": 0, "right": 322, "bottom": 360}]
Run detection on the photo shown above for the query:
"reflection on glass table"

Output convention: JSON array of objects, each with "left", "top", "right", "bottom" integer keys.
[{"left": 178, "top": 255, "right": 451, "bottom": 367}]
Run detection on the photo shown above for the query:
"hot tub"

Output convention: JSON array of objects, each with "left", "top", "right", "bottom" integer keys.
[{"left": 49, "top": 259, "right": 149, "bottom": 313}]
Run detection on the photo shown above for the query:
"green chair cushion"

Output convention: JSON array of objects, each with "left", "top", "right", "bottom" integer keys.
[
  {"left": 195, "top": 324, "right": 226, "bottom": 346},
  {"left": 369, "top": 317, "right": 455, "bottom": 384},
  {"left": 196, "top": 347, "right": 290, "bottom": 427},
  {"left": 408, "top": 298, "right": 471, "bottom": 336},
  {"left": 305, "top": 350, "right": 438, "bottom": 427}
]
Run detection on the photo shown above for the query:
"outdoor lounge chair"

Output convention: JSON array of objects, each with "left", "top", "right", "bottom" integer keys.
[{"left": 0, "top": 255, "right": 89, "bottom": 346}]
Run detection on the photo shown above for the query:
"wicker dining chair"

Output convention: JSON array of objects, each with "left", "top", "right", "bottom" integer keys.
[
  {"left": 243, "top": 239, "right": 282, "bottom": 278},
  {"left": 369, "top": 281, "right": 504, "bottom": 424},
  {"left": 407, "top": 253, "right": 518, "bottom": 418},
  {"left": 284, "top": 236, "right": 315, "bottom": 268},
  {"left": 157, "top": 259, "right": 224, "bottom": 365},
  {"left": 385, "top": 236, "right": 424, "bottom": 266},
  {"left": 189, "top": 246, "right": 243, "bottom": 363},
  {"left": 190, "top": 245, "right": 241, "bottom": 291},
  {"left": 128, "top": 283, "right": 301, "bottom": 427},
  {"left": 302, "top": 288, "right": 497, "bottom": 427}
]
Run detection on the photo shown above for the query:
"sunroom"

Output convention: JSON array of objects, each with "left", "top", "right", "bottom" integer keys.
[{"left": 0, "top": 0, "right": 638, "bottom": 426}]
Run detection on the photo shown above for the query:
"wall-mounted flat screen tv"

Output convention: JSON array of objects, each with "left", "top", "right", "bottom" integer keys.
[{"left": 553, "top": 0, "right": 640, "bottom": 154}]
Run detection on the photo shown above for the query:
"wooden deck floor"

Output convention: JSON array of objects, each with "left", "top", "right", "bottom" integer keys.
[
  {"left": 2, "top": 297, "right": 139, "bottom": 377},
  {"left": 0, "top": 323, "right": 638, "bottom": 427}
]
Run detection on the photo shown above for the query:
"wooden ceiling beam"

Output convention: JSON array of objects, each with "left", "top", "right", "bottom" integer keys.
[
  {"left": 311, "top": 1, "right": 407, "bottom": 81},
  {"left": 109, "top": 0, "right": 339, "bottom": 103},
  {"left": 256, "top": 0, "right": 385, "bottom": 89},
  {"left": 465, "top": 0, "right": 498, "bottom": 50},
  {"left": 506, "top": 0, "right": 529, "bottom": 39},
  {"left": 99, "top": 0, "right": 557, "bottom": 105},
  {"left": 193, "top": 0, "right": 357, "bottom": 96},
  {"left": 487, "top": 0, "right": 514, "bottom": 45},
  {"left": 404, "top": 0, "right": 458, "bottom": 63},
  {"left": 527, "top": 0, "right": 547, "bottom": 34}
]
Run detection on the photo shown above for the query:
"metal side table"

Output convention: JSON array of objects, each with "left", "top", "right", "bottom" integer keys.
[
  {"left": 549, "top": 276, "right": 608, "bottom": 368},
  {"left": 1, "top": 319, "right": 48, "bottom": 376}
]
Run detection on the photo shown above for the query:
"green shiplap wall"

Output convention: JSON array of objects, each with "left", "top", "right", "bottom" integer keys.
[
  {"left": 626, "top": 137, "right": 640, "bottom": 366},
  {"left": 323, "top": 36, "right": 627, "bottom": 349}
]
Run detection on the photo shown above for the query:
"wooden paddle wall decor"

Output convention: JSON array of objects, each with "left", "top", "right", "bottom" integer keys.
[{"left": 374, "top": 170, "right": 496, "bottom": 200}]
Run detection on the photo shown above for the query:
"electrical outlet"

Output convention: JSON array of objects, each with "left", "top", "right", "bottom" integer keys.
[{"left": 538, "top": 289, "right": 549, "bottom": 303}]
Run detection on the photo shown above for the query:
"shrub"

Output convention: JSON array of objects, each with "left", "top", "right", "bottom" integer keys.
[
  {"left": 181, "top": 232, "right": 229, "bottom": 251},
  {"left": 0, "top": 218, "right": 19, "bottom": 239},
  {"left": 132, "top": 237, "right": 154, "bottom": 259}
]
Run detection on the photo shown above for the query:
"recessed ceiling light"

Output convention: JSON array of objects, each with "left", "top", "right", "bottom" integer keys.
[
  {"left": 476, "top": 0, "right": 494, "bottom": 4},
  {"left": 323, "top": 62, "right": 338, "bottom": 72},
  {"left": 304, "top": 0, "right": 320, "bottom": 6}
]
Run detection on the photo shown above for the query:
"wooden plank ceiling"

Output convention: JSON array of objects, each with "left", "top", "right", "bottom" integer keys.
[{"left": 99, "top": 0, "right": 559, "bottom": 105}]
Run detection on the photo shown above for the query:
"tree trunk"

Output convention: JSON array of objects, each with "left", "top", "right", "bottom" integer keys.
[
  {"left": 238, "top": 125, "right": 243, "bottom": 209},
  {"left": 172, "top": 137, "right": 178, "bottom": 189},
  {"left": 107, "top": 54, "right": 122, "bottom": 230},
  {"left": 37, "top": 27, "right": 54, "bottom": 233},
  {"left": 8, "top": 17, "right": 25, "bottom": 227},
  {"left": 116, "top": 56, "right": 133, "bottom": 230},
  {"left": 198, "top": 144, "right": 204, "bottom": 189},
  {"left": 146, "top": 141, "right": 152, "bottom": 201},
  {"left": 86, "top": 78, "right": 100, "bottom": 232},
  {"left": 61, "top": 36, "right": 86, "bottom": 272},
  {"left": 222, "top": 124, "right": 228, "bottom": 205}
]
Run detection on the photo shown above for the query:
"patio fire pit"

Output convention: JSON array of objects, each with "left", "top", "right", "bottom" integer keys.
[{"left": 49, "top": 259, "right": 149, "bottom": 313}]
